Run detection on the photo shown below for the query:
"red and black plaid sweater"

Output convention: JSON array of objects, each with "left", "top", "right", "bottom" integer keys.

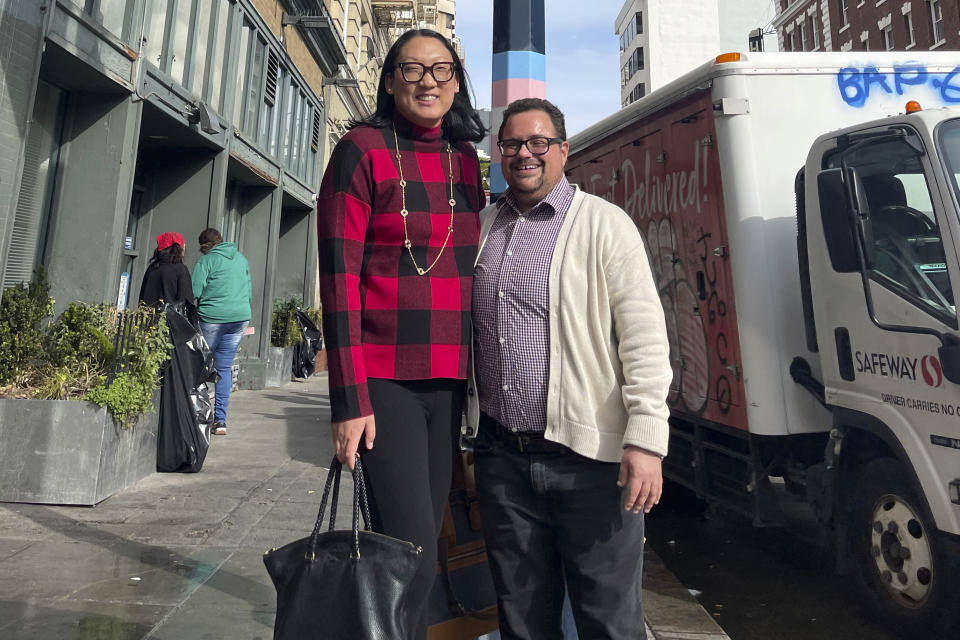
[{"left": 317, "top": 116, "right": 484, "bottom": 422}]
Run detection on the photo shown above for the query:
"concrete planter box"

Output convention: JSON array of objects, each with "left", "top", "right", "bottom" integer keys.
[
  {"left": 0, "top": 397, "right": 158, "bottom": 506},
  {"left": 265, "top": 346, "right": 294, "bottom": 388}
]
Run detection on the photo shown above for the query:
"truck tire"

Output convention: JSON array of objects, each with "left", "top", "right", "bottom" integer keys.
[{"left": 850, "top": 458, "right": 959, "bottom": 635}]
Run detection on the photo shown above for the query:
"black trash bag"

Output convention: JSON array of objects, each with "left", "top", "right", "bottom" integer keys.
[
  {"left": 291, "top": 308, "right": 323, "bottom": 379},
  {"left": 157, "top": 303, "right": 219, "bottom": 473}
]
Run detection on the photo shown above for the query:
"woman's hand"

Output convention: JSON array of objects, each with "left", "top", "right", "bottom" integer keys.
[{"left": 331, "top": 415, "right": 376, "bottom": 470}]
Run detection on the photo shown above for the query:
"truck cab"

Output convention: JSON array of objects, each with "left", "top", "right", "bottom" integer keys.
[{"left": 800, "top": 105, "right": 960, "bottom": 631}]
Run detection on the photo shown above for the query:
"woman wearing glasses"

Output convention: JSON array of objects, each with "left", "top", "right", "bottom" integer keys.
[{"left": 316, "top": 29, "right": 485, "bottom": 639}]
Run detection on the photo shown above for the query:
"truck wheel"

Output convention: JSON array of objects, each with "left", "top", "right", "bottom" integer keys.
[{"left": 850, "top": 458, "right": 958, "bottom": 634}]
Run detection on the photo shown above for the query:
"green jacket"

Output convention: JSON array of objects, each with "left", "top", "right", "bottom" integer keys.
[{"left": 192, "top": 242, "right": 252, "bottom": 323}]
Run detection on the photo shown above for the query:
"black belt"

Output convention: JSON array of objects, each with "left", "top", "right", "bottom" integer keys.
[{"left": 480, "top": 413, "right": 569, "bottom": 455}]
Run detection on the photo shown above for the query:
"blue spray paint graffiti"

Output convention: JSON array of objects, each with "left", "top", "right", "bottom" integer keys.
[{"left": 837, "top": 64, "right": 960, "bottom": 107}]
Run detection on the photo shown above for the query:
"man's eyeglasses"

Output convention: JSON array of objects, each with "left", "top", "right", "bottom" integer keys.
[
  {"left": 497, "top": 136, "right": 564, "bottom": 157},
  {"left": 394, "top": 62, "right": 456, "bottom": 83}
]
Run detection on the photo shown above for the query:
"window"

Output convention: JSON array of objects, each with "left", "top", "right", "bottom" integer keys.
[
  {"left": 929, "top": 0, "right": 944, "bottom": 42},
  {"left": 206, "top": 0, "right": 232, "bottom": 111},
  {"left": 840, "top": 0, "right": 849, "bottom": 25},
  {"left": 144, "top": 0, "right": 169, "bottom": 68},
  {"left": 170, "top": 0, "right": 191, "bottom": 83},
  {"left": 189, "top": 0, "right": 214, "bottom": 93},
  {"left": 244, "top": 37, "right": 266, "bottom": 137},
  {"left": 861, "top": 33, "right": 870, "bottom": 50},
  {"left": 903, "top": 10, "right": 916, "bottom": 46},
  {"left": 233, "top": 22, "right": 250, "bottom": 127},
  {"left": 797, "top": 23, "right": 805, "bottom": 50},
  {"left": 636, "top": 47, "right": 644, "bottom": 71},
  {"left": 827, "top": 135, "right": 955, "bottom": 323},
  {"left": 939, "top": 119, "right": 960, "bottom": 210},
  {"left": 90, "top": 0, "right": 136, "bottom": 41},
  {"left": 881, "top": 25, "right": 894, "bottom": 49},
  {"left": 635, "top": 11, "right": 643, "bottom": 35}
]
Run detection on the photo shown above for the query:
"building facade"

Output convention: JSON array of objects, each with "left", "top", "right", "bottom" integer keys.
[
  {"left": 773, "top": 0, "right": 960, "bottom": 52},
  {"left": 616, "top": 0, "right": 777, "bottom": 107},
  {"left": 0, "top": 0, "right": 423, "bottom": 389}
]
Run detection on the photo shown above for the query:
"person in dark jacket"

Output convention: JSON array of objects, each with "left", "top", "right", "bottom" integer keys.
[
  {"left": 139, "top": 232, "right": 195, "bottom": 308},
  {"left": 192, "top": 228, "right": 252, "bottom": 436}
]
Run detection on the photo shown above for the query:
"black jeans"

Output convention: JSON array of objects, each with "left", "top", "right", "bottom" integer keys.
[
  {"left": 361, "top": 378, "right": 465, "bottom": 640},
  {"left": 474, "top": 417, "right": 646, "bottom": 640}
]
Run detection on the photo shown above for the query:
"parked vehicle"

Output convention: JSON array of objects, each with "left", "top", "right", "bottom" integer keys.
[{"left": 566, "top": 51, "right": 960, "bottom": 632}]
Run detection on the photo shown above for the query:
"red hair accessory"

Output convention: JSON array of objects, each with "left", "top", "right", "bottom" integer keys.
[{"left": 156, "top": 232, "right": 185, "bottom": 251}]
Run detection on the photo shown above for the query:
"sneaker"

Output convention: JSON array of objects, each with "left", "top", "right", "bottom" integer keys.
[{"left": 213, "top": 422, "right": 227, "bottom": 436}]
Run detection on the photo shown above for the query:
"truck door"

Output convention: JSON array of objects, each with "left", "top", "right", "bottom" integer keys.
[{"left": 819, "top": 125, "right": 960, "bottom": 499}]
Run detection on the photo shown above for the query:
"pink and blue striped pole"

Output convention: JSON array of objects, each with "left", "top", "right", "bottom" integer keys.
[{"left": 490, "top": 0, "right": 546, "bottom": 197}]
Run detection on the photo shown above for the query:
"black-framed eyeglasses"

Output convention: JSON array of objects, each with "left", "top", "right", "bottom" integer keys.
[
  {"left": 497, "top": 136, "right": 565, "bottom": 156},
  {"left": 393, "top": 62, "right": 456, "bottom": 83}
]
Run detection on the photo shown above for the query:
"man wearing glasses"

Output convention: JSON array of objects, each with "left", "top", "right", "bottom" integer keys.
[{"left": 468, "top": 98, "right": 672, "bottom": 639}]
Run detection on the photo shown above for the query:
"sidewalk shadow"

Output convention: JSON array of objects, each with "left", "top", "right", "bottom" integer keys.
[{"left": 0, "top": 504, "right": 275, "bottom": 630}]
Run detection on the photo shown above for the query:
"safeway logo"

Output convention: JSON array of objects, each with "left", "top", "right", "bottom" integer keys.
[{"left": 921, "top": 355, "right": 943, "bottom": 388}]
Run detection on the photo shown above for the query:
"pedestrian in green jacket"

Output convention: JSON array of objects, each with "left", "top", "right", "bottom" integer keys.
[{"left": 192, "top": 228, "right": 252, "bottom": 436}]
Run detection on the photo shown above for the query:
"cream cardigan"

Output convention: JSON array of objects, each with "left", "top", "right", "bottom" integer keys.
[{"left": 466, "top": 188, "right": 672, "bottom": 463}]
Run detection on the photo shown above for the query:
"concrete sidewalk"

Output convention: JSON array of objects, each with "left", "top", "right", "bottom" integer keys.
[{"left": 0, "top": 374, "right": 728, "bottom": 640}]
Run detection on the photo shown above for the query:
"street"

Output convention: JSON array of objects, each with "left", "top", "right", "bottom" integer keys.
[{"left": 646, "top": 488, "right": 906, "bottom": 640}]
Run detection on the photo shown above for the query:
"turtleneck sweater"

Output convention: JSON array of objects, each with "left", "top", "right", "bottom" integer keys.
[{"left": 317, "top": 115, "right": 485, "bottom": 422}]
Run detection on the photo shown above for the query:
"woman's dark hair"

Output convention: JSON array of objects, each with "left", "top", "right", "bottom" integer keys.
[
  {"left": 349, "top": 29, "right": 486, "bottom": 144},
  {"left": 199, "top": 228, "right": 223, "bottom": 254},
  {"left": 151, "top": 244, "right": 184, "bottom": 264}
]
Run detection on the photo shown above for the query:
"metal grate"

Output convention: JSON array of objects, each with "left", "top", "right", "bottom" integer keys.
[
  {"left": 265, "top": 49, "right": 280, "bottom": 106},
  {"left": 108, "top": 308, "right": 159, "bottom": 382},
  {"left": 311, "top": 110, "right": 321, "bottom": 152}
]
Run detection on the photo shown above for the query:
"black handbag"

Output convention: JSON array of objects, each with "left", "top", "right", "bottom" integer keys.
[{"left": 263, "top": 456, "right": 422, "bottom": 640}]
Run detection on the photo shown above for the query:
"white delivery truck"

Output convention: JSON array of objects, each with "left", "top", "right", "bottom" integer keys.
[{"left": 566, "top": 52, "right": 960, "bottom": 633}]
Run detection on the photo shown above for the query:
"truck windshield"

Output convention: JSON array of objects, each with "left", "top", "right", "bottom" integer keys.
[{"left": 939, "top": 119, "right": 960, "bottom": 210}]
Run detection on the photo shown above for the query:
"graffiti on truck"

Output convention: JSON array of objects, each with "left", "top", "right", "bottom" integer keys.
[
  {"left": 619, "top": 143, "right": 708, "bottom": 221},
  {"left": 583, "top": 137, "right": 740, "bottom": 419},
  {"left": 837, "top": 63, "right": 960, "bottom": 108}
]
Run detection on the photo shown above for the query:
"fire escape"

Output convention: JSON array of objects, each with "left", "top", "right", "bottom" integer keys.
[{"left": 372, "top": 1, "right": 438, "bottom": 38}]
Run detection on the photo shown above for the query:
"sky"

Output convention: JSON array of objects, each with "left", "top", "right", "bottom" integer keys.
[{"left": 454, "top": 1, "right": 628, "bottom": 137}]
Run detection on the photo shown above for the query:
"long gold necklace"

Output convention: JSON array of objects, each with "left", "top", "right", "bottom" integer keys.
[{"left": 392, "top": 125, "right": 456, "bottom": 276}]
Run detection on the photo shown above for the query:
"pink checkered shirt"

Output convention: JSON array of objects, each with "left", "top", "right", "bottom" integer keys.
[{"left": 472, "top": 178, "right": 576, "bottom": 432}]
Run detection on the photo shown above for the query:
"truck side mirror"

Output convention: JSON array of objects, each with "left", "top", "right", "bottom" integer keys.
[
  {"left": 939, "top": 335, "right": 960, "bottom": 385},
  {"left": 818, "top": 169, "right": 861, "bottom": 272},
  {"left": 817, "top": 168, "right": 875, "bottom": 272}
]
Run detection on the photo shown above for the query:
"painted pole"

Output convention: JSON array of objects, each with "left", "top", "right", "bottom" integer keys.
[{"left": 490, "top": 0, "right": 546, "bottom": 197}]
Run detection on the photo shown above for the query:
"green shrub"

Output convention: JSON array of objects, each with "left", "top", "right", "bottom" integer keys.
[
  {"left": 0, "top": 269, "right": 169, "bottom": 426},
  {"left": 0, "top": 269, "right": 54, "bottom": 385},
  {"left": 85, "top": 306, "right": 169, "bottom": 428},
  {"left": 271, "top": 297, "right": 301, "bottom": 347},
  {"left": 271, "top": 297, "right": 323, "bottom": 348},
  {"left": 44, "top": 303, "right": 114, "bottom": 370}
]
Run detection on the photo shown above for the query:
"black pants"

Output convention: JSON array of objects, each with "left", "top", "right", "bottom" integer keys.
[
  {"left": 474, "top": 416, "right": 647, "bottom": 640},
  {"left": 361, "top": 378, "right": 465, "bottom": 640}
]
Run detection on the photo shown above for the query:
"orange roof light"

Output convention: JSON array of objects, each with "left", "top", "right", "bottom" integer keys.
[
  {"left": 905, "top": 100, "right": 923, "bottom": 113},
  {"left": 715, "top": 52, "right": 742, "bottom": 64}
]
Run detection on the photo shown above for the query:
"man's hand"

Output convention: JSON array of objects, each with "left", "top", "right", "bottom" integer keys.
[
  {"left": 331, "top": 415, "right": 376, "bottom": 470},
  {"left": 617, "top": 446, "right": 663, "bottom": 514}
]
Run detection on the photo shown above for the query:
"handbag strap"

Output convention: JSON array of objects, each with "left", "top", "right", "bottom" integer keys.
[{"left": 306, "top": 456, "right": 374, "bottom": 560}]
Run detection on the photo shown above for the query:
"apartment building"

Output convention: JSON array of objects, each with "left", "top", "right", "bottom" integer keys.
[
  {"left": 0, "top": 0, "right": 407, "bottom": 389},
  {"left": 773, "top": 0, "right": 960, "bottom": 52},
  {"left": 617, "top": 0, "right": 776, "bottom": 107}
]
